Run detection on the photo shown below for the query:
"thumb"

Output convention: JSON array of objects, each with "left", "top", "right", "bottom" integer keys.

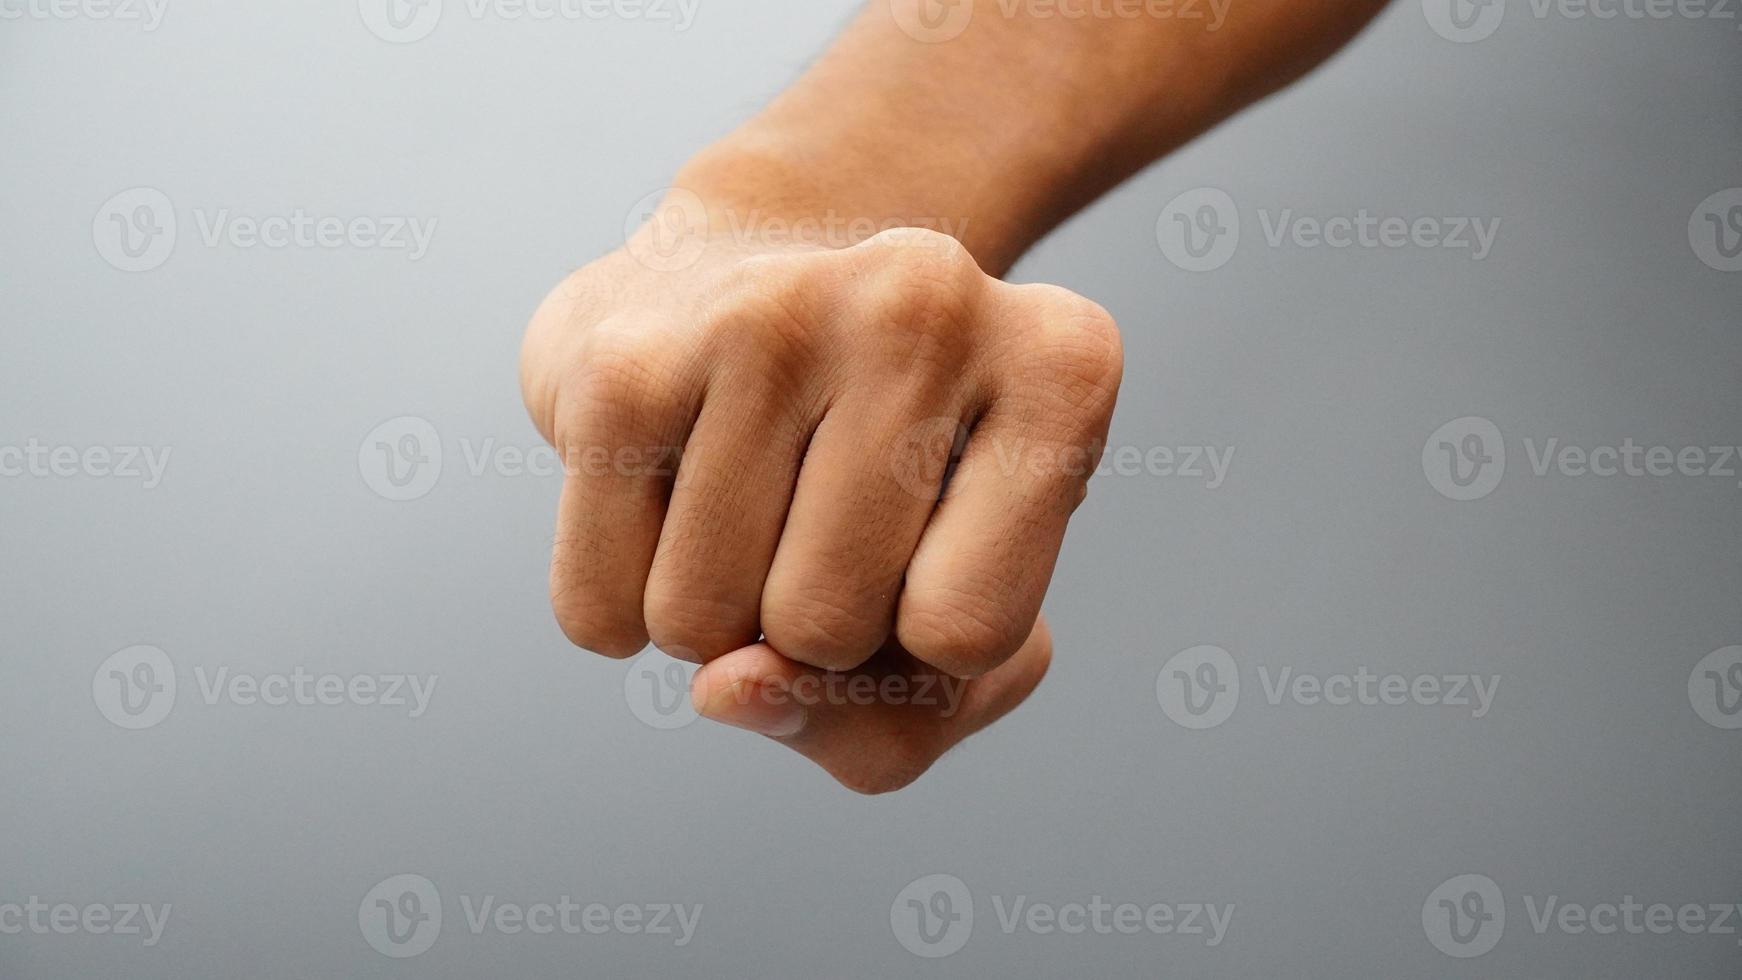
[{"left": 689, "top": 616, "right": 1053, "bottom": 794}]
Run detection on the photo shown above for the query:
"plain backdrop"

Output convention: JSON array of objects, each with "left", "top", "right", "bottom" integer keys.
[{"left": 2, "top": 1, "right": 1739, "bottom": 976}]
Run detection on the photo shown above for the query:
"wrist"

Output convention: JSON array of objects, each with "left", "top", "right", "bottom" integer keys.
[
  {"left": 660, "top": 3, "right": 1224, "bottom": 275},
  {"left": 671, "top": 110, "right": 1091, "bottom": 277}
]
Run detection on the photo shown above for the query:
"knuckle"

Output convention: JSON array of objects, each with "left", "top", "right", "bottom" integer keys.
[
  {"left": 1003, "top": 290, "right": 1124, "bottom": 426},
  {"left": 897, "top": 585, "right": 1026, "bottom": 678},
  {"left": 863, "top": 226, "right": 976, "bottom": 271},
  {"left": 568, "top": 355, "right": 662, "bottom": 418},
  {"left": 580, "top": 312, "right": 678, "bottom": 363},
  {"left": 1062, "top": 327, "right": 1125, "bottom": 401},
  {"left": 1028, "top": 288, "right": 1125, "bottom": 386},
  {"left": 720, "top": 248, "right": 833, "bottom": 296},
  {"left": 761, "top": 584, "right": 888, "bottom": 672},
  {"left": 856, "top": 231, "right": 983, "bottom": 337},
  {"left": 579, "top": 312, "right": 689, "bottom": 374},
  {"left": 556, "top": 318, "right": 696, "bottom": 446},
  {"left": 643, "top": 585, "right": 753, "bottom": 663},
  {"left": 548, "top": 528, "right": 650, "bottom": 658},
  {"left": 704, "top": 270, "right": 826, "bottom": 369},
  {"left": 549, "top": 585, "right": 647, "bottom": 659}
]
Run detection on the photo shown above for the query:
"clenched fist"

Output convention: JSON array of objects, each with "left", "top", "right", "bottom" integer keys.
[{"left": 521, "top": 200, "right": 1122, "bottom": 792}]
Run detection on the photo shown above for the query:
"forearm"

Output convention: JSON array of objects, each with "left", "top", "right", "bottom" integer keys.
[{"left": 676, "top": 0, "right": 1391, "bottom": 275}]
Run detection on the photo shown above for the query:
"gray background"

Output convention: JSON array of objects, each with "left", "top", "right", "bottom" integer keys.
[{"left": 2, "top": 0, "right": 1739, "bottom": 976}]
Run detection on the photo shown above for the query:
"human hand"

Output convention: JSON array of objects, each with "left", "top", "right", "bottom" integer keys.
[{"left": 521, "top": 199, "right": 1121, "bottom": 791}]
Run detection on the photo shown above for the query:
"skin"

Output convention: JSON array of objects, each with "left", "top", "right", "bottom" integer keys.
[{"left": 521, "top": 0, "right": 1392, "bottom": 793}]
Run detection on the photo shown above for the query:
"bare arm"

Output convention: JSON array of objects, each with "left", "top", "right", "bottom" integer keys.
[
  {"left": 679, "top": 0, "right": 1392, "bottom": 274},
  {"left": 523, "top": 0, "right": 1392, "bottom": 793}
]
